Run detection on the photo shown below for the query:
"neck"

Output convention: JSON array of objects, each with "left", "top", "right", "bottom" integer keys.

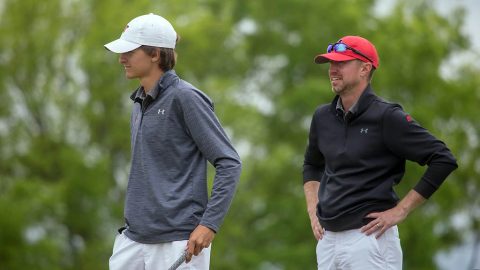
[
  {"left": 340, "top": 81, "right": 368, "bottom": 112},
  {"left": 141, "top": 69, "right": 165, "bottom": 93}
]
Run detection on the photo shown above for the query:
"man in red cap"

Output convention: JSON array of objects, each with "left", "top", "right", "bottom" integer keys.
[{"left": 302, "top": 36, "right": 457, "bottom": 269}]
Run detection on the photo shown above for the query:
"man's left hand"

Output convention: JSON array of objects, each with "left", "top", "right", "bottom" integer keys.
[
  {"left": 361, "top": 190, "right": 426, "bottom": 238},
  {"left": 360, "top": 206, "right": 407, "bottom": 238}
]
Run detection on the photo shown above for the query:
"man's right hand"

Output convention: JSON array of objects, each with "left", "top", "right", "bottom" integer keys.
[
  {"left": 304, "top": 181, "right": 324, "bottom": 240},
  {"left": 309, "top": 212, "right": 324, "bottom": 240}
]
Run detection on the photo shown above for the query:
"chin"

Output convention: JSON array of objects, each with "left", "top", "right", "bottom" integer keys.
[{"left": 125, "top": 73, "right": 137, "bottom": 79}]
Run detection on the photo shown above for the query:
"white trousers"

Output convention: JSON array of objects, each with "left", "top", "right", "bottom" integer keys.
[
  {"left": 109, "top": 232, "right": 210, "bottom": 270},
  {"left": 316, "top": 226, "right": 402, "bottom": 270}
]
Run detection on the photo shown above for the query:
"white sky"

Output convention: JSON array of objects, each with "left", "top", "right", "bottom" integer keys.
[
  {"left": 375, "top": 0, "right": 480, "bottom": 78},
  {"left": 436, "top": 0, "right": 480, "bottom": 49},
  {"left": 376, "top": 0, "right": 480, "bottom": 50}
]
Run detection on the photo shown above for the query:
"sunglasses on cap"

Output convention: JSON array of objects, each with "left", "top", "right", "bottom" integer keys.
[{"left": 327, "top": 42, "right": 373, "bottom": 64}]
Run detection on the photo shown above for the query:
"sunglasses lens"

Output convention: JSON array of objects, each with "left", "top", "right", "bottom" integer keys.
[
  {"left": 325, "top": 42, "right": 373, "bottom": 63},
  {"left": 334, "top": 43, "right": 347, "bottom": 52},
  {"left": 326, "top": 44, "right": 333, "bottom": 53}
]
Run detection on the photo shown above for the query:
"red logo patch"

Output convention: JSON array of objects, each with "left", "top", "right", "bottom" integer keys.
[{"left": 406, "top": 115, "right": 412, "bottom": 122}]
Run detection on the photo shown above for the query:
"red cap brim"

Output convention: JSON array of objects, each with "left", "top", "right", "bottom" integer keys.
[{"left": 314, "top": 52, "right": 357, "bottom": 64}]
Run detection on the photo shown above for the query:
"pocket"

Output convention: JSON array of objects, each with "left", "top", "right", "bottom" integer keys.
[
  {"left": 112, "top": 232, "right": 127, "bottom": 254},
  {"left": 376, "top": 226, "right": 402, "bottom": 263},
  {"left": 344, "top": 229, "right": 368, "bottom": 246}
]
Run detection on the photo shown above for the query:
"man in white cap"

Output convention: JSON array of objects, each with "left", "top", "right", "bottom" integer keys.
[{"left": 105, "top": 13, "right": 242, "bottom": 270}]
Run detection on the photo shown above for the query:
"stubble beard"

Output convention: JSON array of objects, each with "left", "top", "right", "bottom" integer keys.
[
  {"left": 331, "top": 81, "right": 347, "bottom": 95},
  {"left": 331, "top": 78, "right": 360, "bottom": 96}
]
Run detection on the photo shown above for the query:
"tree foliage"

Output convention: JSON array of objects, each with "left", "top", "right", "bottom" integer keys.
[{"left": 0, "top": 0, "right": 478, "bottom": 269}]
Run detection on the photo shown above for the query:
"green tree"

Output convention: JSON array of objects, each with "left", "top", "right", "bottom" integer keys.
[
  {"left": 0, "top": 0, "right": 142, "bottom": 269},
  {"left": 0, "top": 0, "right": 478, "bottom": 269}
]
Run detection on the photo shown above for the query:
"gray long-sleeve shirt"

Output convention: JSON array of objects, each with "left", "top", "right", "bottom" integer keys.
[{"left": 123, "top": 70, "right": 242, "bottom": 244}]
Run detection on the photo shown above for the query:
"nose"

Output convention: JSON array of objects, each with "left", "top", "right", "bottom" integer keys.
[
  {"left": 329, "top": 62, "right": 338, "bottom": 74},
  {"left": 119, "top": 53, "right": 127, "bottom": 64}
]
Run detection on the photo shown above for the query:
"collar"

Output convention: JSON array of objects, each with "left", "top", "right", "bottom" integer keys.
[
  {"left": 130, "top": 70, "right": 179, "bottom": 102},
  {"left": 330, "top": 84, "right": 376, "bottom": 119},
  {"left": 336, "top": 97, "right": 359, "bottom": 115}
]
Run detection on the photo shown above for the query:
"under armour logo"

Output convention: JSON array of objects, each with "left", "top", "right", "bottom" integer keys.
[
  {"left": 158, "top": 109, "right": 165, "bottom": 115},
  {"left": 360, "top": 128, "right": 368, "bottom": 134}
]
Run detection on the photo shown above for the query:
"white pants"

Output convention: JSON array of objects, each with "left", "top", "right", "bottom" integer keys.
[
  {"left": 316, "top": 226, "right": 402, "bottom": 270},
  {"left": 109, "top": 232, "right": 211, "bottom": 270}
]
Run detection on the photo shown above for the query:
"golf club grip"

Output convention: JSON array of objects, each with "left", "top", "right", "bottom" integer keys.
[{"left": 168, "top": 250, "right": 187, "bottom": 270}]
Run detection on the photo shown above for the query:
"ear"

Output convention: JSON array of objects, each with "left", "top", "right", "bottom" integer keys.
[
  {"left": 360, "top": 62, "right": 372, "bottom": 78},
  {"left": 151, "top": 48, "right": 161, "bottom": 62}
]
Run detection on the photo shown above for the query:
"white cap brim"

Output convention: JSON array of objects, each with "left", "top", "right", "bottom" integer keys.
[{"left": 104, "top": 39, "right": 141, "bottom": 53}]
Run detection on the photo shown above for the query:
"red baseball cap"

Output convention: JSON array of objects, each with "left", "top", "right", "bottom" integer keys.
[{"left": 314, "top": 36, "right": 379, "bottom": 69}]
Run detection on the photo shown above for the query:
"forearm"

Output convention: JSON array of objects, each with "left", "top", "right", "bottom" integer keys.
[
  {"left": 396, "top": 189, "right": 426, "bottom": 217},
  {"left": 304, "top": 181, "right": 320, "bottom": 216},
  {"left": 415, "top": 161, "right": 457, "bottom": 199},
  {"left": 201, "top": 157, "right": 242, "bottom": 232},
  {"left": 304, "top": 180, "right": 325, "bottom": 239}
]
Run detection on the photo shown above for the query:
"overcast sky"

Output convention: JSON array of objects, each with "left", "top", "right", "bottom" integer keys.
[
  {"left": 376, "top": 0, "right": 479, "bottom": 48},
  {"left": 376, "top": 0, "right": 480, "bottom": 79},
  {"left": 436, "top": 0, "right": 480, "bottom": 49}
]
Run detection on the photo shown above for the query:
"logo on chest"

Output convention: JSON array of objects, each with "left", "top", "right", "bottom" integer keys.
[{"left": 360, "top": 128, "right": 368, "bottom": 134}]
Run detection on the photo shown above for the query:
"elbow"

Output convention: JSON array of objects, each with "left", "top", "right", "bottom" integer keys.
[
  {"left": 427, "top": 150, "right": 458, "bottom": 170},
  {"left": 214, "top": 155, "right": 242, "bottom": 178}
]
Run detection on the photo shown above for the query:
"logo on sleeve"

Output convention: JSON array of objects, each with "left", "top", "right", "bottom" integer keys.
[{"left": 406, "top": 115, "right": 413, "bottom": 122}]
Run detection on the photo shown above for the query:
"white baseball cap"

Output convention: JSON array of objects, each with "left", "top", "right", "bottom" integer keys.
[{"left": 104, "top": 13, "right": 177, "bottom": 53}]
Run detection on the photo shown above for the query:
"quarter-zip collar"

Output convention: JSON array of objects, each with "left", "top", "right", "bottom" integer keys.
[
  {"left": 330, "top": 84, "right": 376, "bottom": 121},
  {"left": 129, "top": 69, "right": 179, "bottom": 102}
]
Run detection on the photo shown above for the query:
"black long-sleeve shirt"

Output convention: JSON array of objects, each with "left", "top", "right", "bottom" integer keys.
[{"left": 303, "top": 85, "right": 457, "bottom": 231}]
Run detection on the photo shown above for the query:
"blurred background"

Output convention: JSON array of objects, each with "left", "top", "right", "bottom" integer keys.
[{"left": 0, "top": 0, "right": 479, "bottom": 269}]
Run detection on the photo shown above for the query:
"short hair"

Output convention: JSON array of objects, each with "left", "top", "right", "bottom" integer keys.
[
  {"left": 140, "top": 35, "right": 180, "bottom": 72},
  {"left": 368, "top": 68, "right": 375, "bottom": 81},
  {"left": 140, "top": 46, "right": 176, "bottom": 72}
]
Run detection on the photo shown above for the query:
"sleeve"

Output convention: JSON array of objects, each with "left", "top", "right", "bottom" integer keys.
[
  {"left": 303, "top": 111, "right": 325, "bottom": 184},
  {"left": 177, "top": 89, "right": 242, "bottom": 232},
  {"left": 382, "top": 106, "right": 458, "bottom": 199}
]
